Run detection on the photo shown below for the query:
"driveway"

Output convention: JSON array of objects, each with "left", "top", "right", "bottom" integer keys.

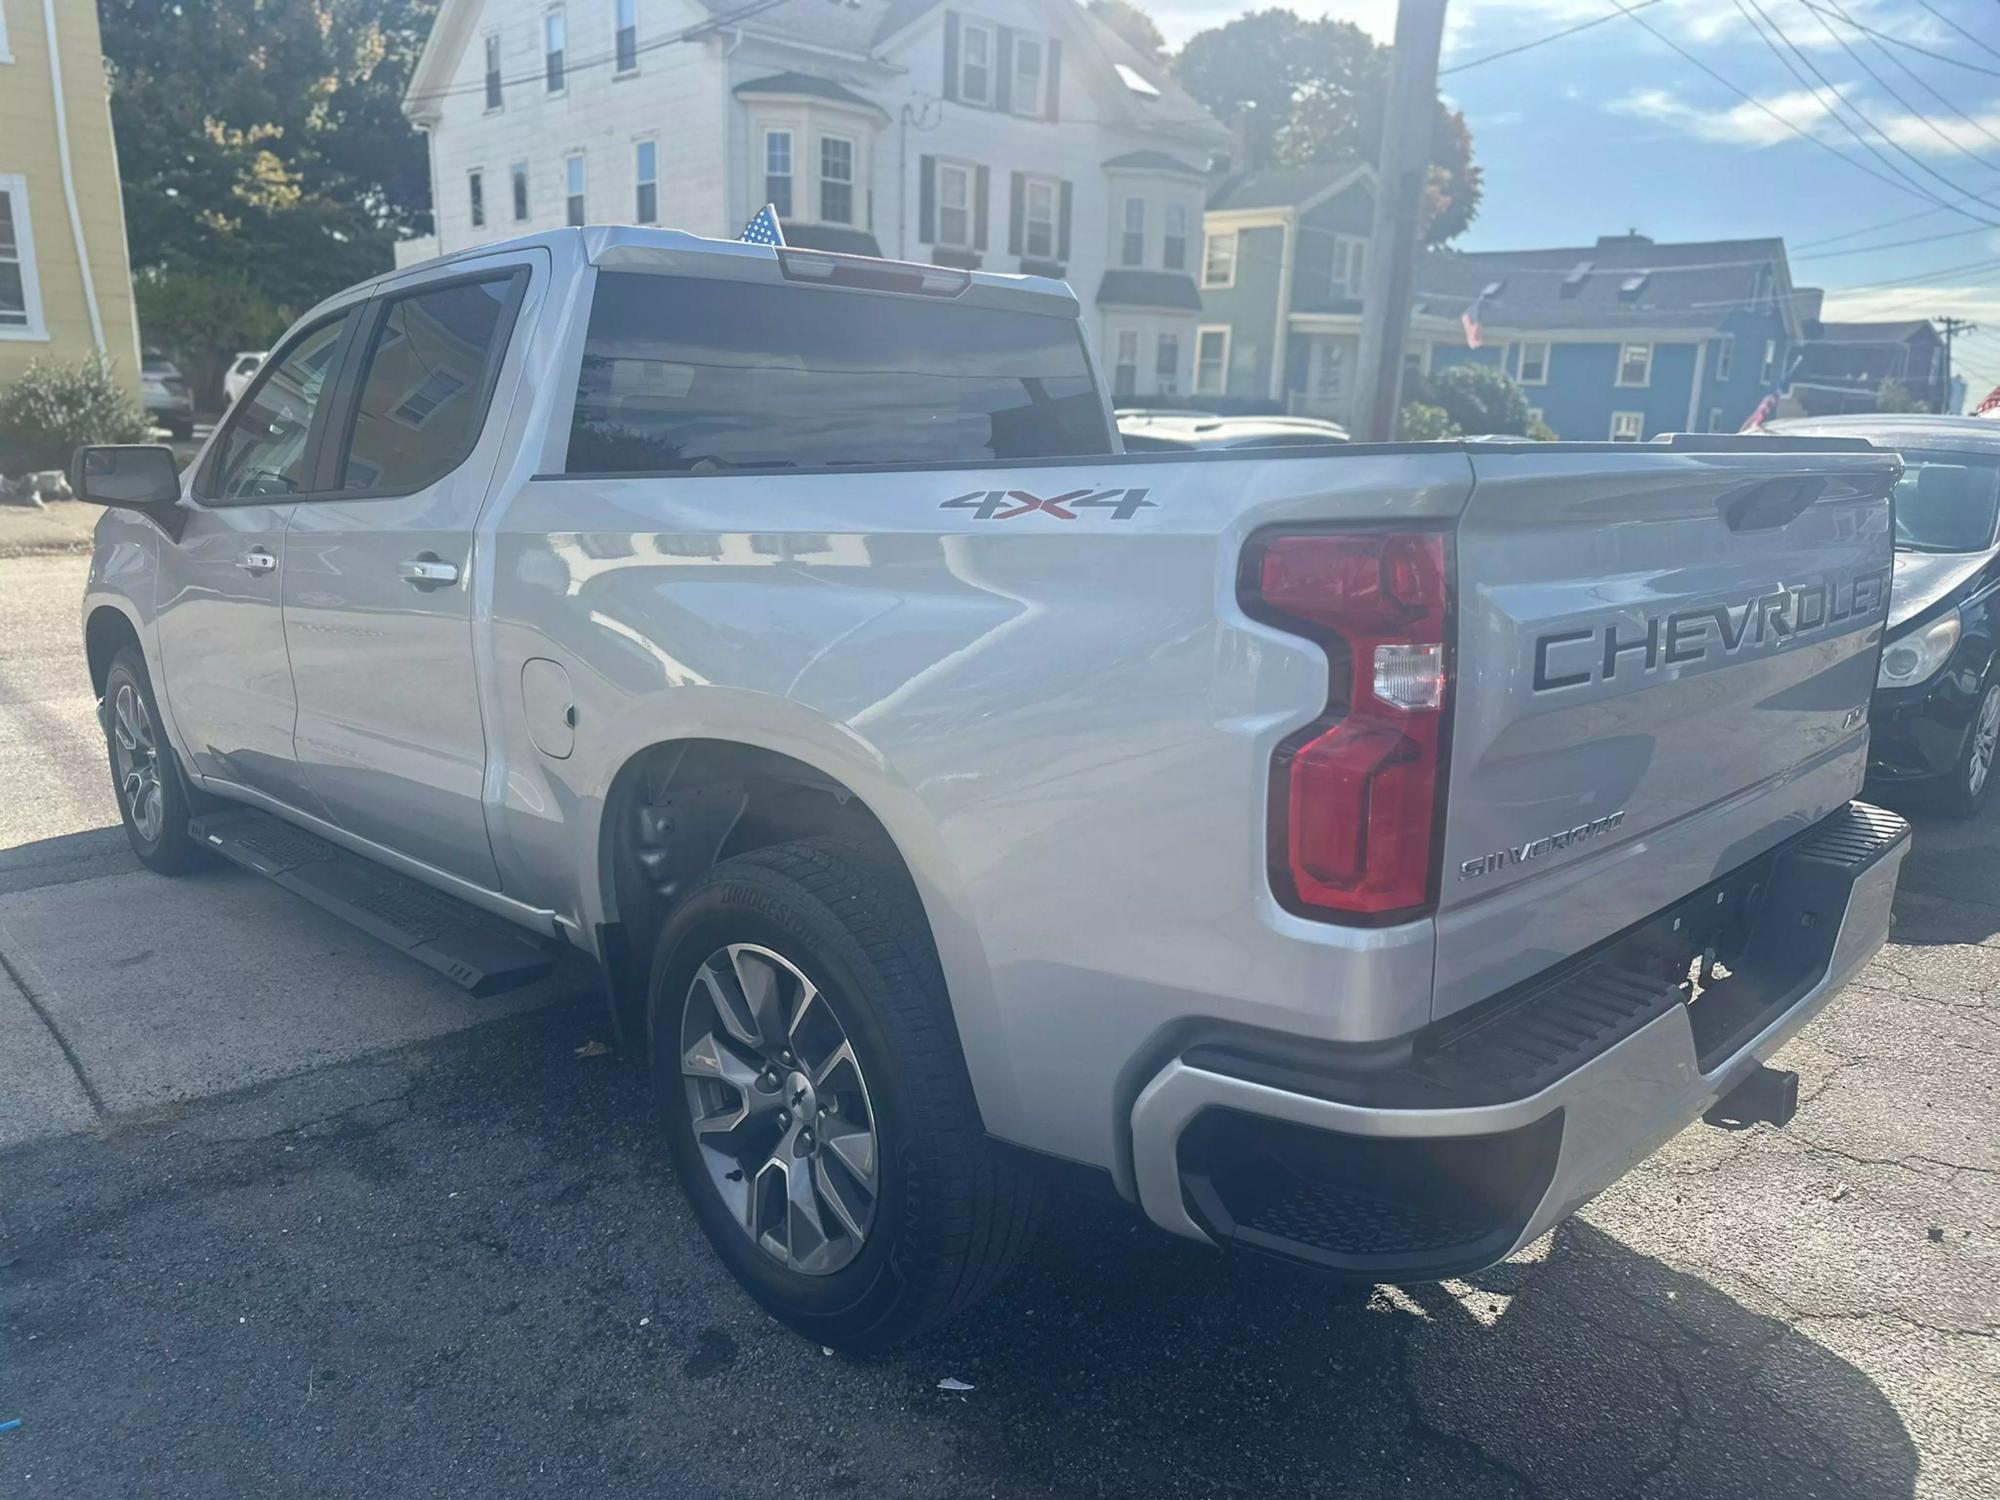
[{"left": 1, "top": 550, "right": 1994, "bottom": 1498}]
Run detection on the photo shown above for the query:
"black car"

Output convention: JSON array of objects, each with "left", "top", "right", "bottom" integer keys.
[{"left": 1768, "top": 415, "right": 2000, "bottom": 816}]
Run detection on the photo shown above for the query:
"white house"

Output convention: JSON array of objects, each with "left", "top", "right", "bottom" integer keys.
[{"left": 400, "top": 0, "right": 1232, "bottom": 398}]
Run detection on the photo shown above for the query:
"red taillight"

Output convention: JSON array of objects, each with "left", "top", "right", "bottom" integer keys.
[{"left": 1245, "top": 531, "right": 1451, "bottom": 921}]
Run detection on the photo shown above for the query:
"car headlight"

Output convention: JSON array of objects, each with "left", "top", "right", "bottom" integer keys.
[{"left": 1878, "top": 613, "right": 1961, "bottom": 689}]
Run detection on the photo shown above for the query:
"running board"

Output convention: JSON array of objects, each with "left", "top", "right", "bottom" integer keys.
[{"left": 189, "top": 808, "right": 560, "bottom": 997}]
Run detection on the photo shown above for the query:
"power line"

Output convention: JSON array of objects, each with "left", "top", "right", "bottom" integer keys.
[
  {"left": 1823, "top": 0, "right": 2000, "bottom": 155},
  {"left": 1802, "top": 0, "right": 2000, "bottom": 179},
  {"left": 1798, "top": 3, "right": 2000, "bottom": 79},
  {"left": 1439, "top": 0, "right": 1666, "bottom": 76},
  {"left": 1911, "top": 0, "right": 2000, "bottom": 65}
]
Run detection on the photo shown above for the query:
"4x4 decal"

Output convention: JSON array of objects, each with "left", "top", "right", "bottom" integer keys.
[{"left": 940, "top": 487, "right": 1156, "bottom": 521}]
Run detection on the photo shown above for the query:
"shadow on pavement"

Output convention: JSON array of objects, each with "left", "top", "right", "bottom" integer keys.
[
  {"left": 1869, "top": 785, "right": 2000, "bottom": 946},
  {"left": 0, "top": 1004, "right": 1919, "bottom": 1499}
]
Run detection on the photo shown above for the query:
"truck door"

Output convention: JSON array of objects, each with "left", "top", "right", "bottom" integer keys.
[
  {"left": 154, "top": 310, "right": 357, "bottom": 814},
  {"left": 281, "top": 257, "right": 536, "bottom": 888}
]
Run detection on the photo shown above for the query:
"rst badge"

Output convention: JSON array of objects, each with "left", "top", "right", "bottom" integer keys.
[{"left": 940, "top": 487, "right": 1156, "bottom": 521}]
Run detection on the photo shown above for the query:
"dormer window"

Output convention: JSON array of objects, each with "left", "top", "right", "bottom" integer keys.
[
  {"left": 1012, "top": 35, "right": 1044, "bottom": 116},
  {"left": 1619, "top": 273, "right": 1648, "bottom": 301},
  {"left": 960, "top": 22, "right": 993, "bottom": 105},
  {"left": 1560, "top": 260, "right": 1591, "bottom": 297},
  {"left": 1114, "top": 62, "right": 1159, "bottom": 97}
]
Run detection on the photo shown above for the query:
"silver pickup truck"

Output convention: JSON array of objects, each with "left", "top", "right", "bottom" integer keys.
[{"left": 74, "top": 228, "right": 1910, "bottom": 1350}]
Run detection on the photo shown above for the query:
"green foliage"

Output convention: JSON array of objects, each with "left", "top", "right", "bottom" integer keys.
[
  {"left": 1875, "top": 378, "right": 1930, "bottom": 414},
  {"left": 1410, "top": 363, "right": 1533, "bottom": 436},
  {"left": 0, "top": 357, "right": 153, "bottom": 475},
  {"left": 1396, "top": 402, "right": 1459, "bottom": 441},
  {"left": 1175, "top": 10, "right": 1481, "bottom": 243},
  {"left": 1087, "top": 0, "right": 1167, "bottom": 60},
  {"left": 1528, "top": 414, "right": 1560, "bottom": 441},
  {"left": 134, "top": 269, "right": 290, "bottom": 411},
  {"left": 100, "top": 0, "right": 436, "bottom": 329}
]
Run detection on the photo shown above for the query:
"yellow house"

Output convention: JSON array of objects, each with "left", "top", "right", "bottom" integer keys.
[{"left": 0, "top": 0, "right": 141, "bottom": 396}]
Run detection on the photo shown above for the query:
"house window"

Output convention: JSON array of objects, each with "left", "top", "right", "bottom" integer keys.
[
  {"left": 1203, "top": 229, "right": 1237, "bottom": 288},
  {"left": 1113, "top": 329, "right": 1139, "bottom": 398},
  {"left": 1012, "top": 35, "right": 1044, "bottom": 115},
  {"left": 565, "top": 152, "right": 586, "bottom": 226},
  {"left": 819, "top": 135, "right": 854, "bottom": 225},
  {"left": 0, "top": 179, "right": 45, "bottom": 336},
  {"left": 1164, "top": 204, "right": 1187, "bottom": 271},
  {"left": 1315, "top": 339, "right": 1346, "bottom": 397},
  {"left": 1121, "top": 197, "right": 1145, "bottom": 267},
  {"left": 1610, "top": 411, "right": 1644, "bottom": 442},
  {"left": 1196, "top": 326, "right": 1229, "bottom": 395},
  {"left": 511, "top": 161, "right": 530, "bottom": 221},
  {"left": 764, "top": 130, "right": 792, "bottom": 217},
  {"left": 937, "top": 160, "right": 973, "bottom": 249},
  {"left": 468, "top": 169, "right": 485, "bottom": 228},
  {"left": 1617, "top": 342, "right": 1653, "bottom": 387},
  {"left": 960, "top": 22, "right": 993, "bottom": 105},
  {"left": 1330, "top": 233, "right": 1367, "bottom": 300},
  {"left": 1761, "top": 338, "right": 1777, "bottom": 383},
  {"left": 1155, "top": 332, "right": 1180, "bottom": 396},
  {"left": 634, "top": 140, "right": 657, "bottom": 224},
  {"left": 1023, "top": 176, "right": 1057, "bottom": 260},
  {"left": 1402, "top": 343, "right": 1429, "bottom": 386},
  {"left": 1517, "top": 340, "right": 1550, "bottom": 385},
  {"left": 483, "top": 34, "right": 503, "bottom": 110},
  {"left": 1709, "top": 407, "right": 1724, "bottom": 432},
  {"left": 615, "top": 0, "right": 637, "bottom": 73},
  {"left": 544, "top": 8, "right": 565, "bottom": 93},
  {"left": 1715, "top": 335, "right": 1734, "bottom": 381}
]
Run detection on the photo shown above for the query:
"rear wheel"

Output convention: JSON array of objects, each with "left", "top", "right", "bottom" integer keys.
[
  {"left": 103, "top": 647, "right": 211, "bottom": 874},
  {"left": 649, "top": 839, "right": 1039, "bottom": 1350},
  {"left": 1939, "top": 680, "right": 2000, "bottom": 819}
]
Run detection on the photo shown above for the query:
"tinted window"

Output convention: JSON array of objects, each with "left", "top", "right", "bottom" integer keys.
[
  {"left": 208, "top": 317, "right": 347, "bottom": 500},
  {"left": 337, "top": 275, "right": 517, "bottom": 493},
  {"left": 566, "top": 272, "right": 1111, "bottom": 474},
  {"left": 1892, "top": 452, "right": 2000, "bottom": 553}
]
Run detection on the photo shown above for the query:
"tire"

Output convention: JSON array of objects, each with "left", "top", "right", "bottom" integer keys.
[
  {"left": 1938, "top": 679, "right": 2000, "bottom": 819},
  {"left": 102, "top": 646, "right": 212, "bottom": 874},
  {"left": 648, "top": 838, "right": 1039, "bottom": 1351}
]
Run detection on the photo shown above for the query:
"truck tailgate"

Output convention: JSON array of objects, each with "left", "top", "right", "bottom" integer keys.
[{"left": 1433, "top": 442, "right": 1898, "bottom": 1021}]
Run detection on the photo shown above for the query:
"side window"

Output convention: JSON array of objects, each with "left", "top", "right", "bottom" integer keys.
[
  {"left": 333, "top": 274, "right": 520, "bottom": 494},
  {"left": 205, "top": 315, "right": 348, "bottom": 500}
]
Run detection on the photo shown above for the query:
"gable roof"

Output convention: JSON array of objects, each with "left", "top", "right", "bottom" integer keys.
[
  {"left": 1412, "top": 234, "right": 1800, "bottom": 337},
  {"left": 1207, "top": 161, "right": 1370, "bottom": 213},
  {"left": 734, "top": 71, "right": 884, "bottom": 112},
  {"left": 1814, "top": 320, "right": 1936, "bottom": 344}
]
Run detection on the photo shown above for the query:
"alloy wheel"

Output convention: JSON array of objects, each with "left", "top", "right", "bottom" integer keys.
[
  {"left": 111, "top": 681, "right": 165, "bottom": 843},
  {"left": 1971, "top": 685, "right": 2000, "bottom": 798},
  {"left": 680, "top": 943, "right": 880, "bottom": 1276}
]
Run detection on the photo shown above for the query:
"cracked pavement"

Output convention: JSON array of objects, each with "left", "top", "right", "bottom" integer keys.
[{"left": 2, "top": 552, "right": 1996, "bottom": 1498}]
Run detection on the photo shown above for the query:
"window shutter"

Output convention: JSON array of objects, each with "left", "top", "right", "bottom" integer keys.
[
  {"left": 943, "top": 12, "right": 960, "bottom": 102},
  {"left": 994, "top": 27, "right": 1013, "bottom": 113},
  {"left": 1009, "top": 172, "right": 1025, "bottom": 255},
  {"left": 974, "top": 164, "right": 990, "bottom": 250},
  {"left": 1045, "top": 39, "right": 1061, "bottom": 121},
  {"left": 1058, "top": 179, "right": 1073, "bottom": 261},
  {"left": 919, "top": 155, "right": 937, "bottom": 244}
]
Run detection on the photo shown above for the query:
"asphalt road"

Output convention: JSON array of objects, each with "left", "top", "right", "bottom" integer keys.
[{"left": 1, "top": 550, "right": 1995, "bottom": 1499}]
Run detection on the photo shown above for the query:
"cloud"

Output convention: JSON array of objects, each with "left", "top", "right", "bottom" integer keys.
[
  {"left": 1610, "top": 84, "right": 1840, "bottom": 147},
  {"left": 1609, "top": 79, "right": 2000, "bottom": 159}
]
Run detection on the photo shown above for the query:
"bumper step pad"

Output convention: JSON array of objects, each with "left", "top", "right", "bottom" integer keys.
[{"left": 190, "top": 808, "right": 559, "bottom": 997}]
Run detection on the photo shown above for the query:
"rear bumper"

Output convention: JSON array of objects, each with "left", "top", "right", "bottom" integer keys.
[{"left": 1127, "top": 802, "right": 1909, "bottom": 1278}]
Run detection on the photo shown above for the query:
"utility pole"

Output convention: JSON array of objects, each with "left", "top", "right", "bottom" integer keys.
[
  {"left": 1936, "top": 316, "right": 1975, "bottom": 414},
  {"left": 1352, "top": 0, "right": 1451, "bottom": 443}
]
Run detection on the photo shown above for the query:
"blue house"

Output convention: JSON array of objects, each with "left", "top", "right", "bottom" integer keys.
[{"left": 1196, "top": 164, "right": 1805, "bottom": 440}]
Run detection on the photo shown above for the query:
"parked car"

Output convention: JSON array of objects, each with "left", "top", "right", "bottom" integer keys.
[
  {"left": 1766, "top": 415, "right": 2000, "bottom": 815},
  {"left": 138, "top": 353, "right": 195, "bottom": 440},
  {"left": 222, "top": 350, "right": 267, "bottom": 407},
  {"left": 1118, "top": 412, "right": 1351, "bottom": 450},
  {"left": 74, "top": 228, "right": 1908, "bottom": 1350}
]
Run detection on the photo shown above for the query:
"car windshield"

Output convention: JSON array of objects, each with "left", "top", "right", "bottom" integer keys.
[{"left": 1891, "top": 451, "right": 2000, "bottom": 552}]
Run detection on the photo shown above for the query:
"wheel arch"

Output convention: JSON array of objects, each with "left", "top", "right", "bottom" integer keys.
[{"left": 84, "top": 602, "right": 144, "bottom": 698}]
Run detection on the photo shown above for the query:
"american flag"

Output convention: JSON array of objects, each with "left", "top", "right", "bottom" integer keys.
[
  {"left": 1738, "top": 391, "right": 1778, "bottom": 432},
  {"left": 1976, "top": 384, "right": 2000, "bottom": 418},
  {"left": 1460, "top": 290, "right": 1485, "bottom": 350},
  {"left": 739, "top": 204, "right": 786, "bottom": 247}
]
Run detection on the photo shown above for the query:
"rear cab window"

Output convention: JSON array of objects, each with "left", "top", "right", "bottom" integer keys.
[{"left": 565, "top": 271, "right": 1112, "bottom": 474}]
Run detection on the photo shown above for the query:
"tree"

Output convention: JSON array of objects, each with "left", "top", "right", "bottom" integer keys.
[
  {"left": 98, "top": 0, "right": 436, "bottom": 374},
  {"left": 1875, "top": 378, "right": 1930, "bottom": 414},
  {"left": 1413, "top": 363, "right": 1531, "bottom": 435},
  {"left": 1176, "top": 10, "right": 1481, "bottom": 243},
  {"left": 1088, "top": 0, "right": 1166, "bottom": 61},
  {"left": 1396, "top": 401, "right": 1458, "bottom": 441},
  {"left": 134, "top": 269, "right": 290, "bottom": 410}
]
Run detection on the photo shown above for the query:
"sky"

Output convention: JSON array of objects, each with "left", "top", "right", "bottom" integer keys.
[{"left": 1149, "top": 0, "right": 2000, "bottom": 406}]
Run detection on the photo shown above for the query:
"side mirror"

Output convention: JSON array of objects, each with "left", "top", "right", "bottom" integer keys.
[{"left": 71, "top": 444, "right": 182, "bottom": 508}]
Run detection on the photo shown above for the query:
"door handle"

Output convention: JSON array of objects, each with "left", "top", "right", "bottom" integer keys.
[
  {"left": 398, "top": 555, "right": 461, "bottom": 588},
  {"left": 235, "top": 549, "right": 277, "bottom": 574}
]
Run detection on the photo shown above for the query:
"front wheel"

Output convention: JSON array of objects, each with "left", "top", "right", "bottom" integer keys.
[
  {"left": 1937, "top": 680, "right": 2000, "bottom": 819},
  {"left": 649, "top": 839, "right": 1039, "bottom": 1350},
  {"left": 102, "top": 646, "right": 212, "bottom": 873}
]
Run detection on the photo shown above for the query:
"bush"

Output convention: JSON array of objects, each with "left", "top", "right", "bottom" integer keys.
[
  {"left": 1412, "top": 362, "right": 1533, "bottom": 437},
  {"left": 1397, "top": 401, "right": 1459, "bottom": 441},
  {"left": 0, "top": 356, "right": 152, "bottom": 476}
]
